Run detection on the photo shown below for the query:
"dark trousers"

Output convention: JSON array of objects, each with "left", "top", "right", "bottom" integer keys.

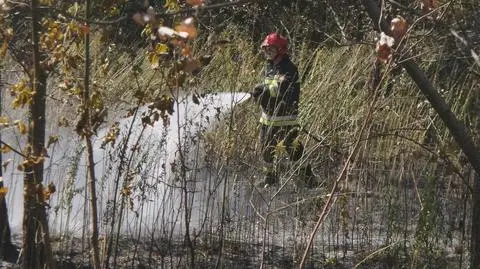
[{"left": 259, "top": 125, "right": 304, "bottom": 168}]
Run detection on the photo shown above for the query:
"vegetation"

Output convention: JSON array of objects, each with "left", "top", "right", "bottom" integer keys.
[{"left": 0, "top": 0, "right": 479, "bottom": 268}]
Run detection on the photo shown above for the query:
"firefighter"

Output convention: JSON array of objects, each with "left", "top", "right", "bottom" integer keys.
[{"left": 251, "top": 32, "right": 316, "bottom": 188}]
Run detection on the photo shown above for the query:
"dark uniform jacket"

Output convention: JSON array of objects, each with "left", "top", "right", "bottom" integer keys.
[{"left": 256, "top": 55, "right": 300, "bottom": 127}]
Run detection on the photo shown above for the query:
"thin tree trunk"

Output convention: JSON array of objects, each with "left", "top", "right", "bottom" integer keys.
[
  {"left": 85, "top": 140, "right": 101, "bottom": 269},
  {"left": 23, "top": 1, "right": 55, "bottom": 268},
  {"left": 83, "top": 0, "right": 101, "bottom": 267},
  {"left": 360, "top": 1, "right": 480, "bottom": 268}
]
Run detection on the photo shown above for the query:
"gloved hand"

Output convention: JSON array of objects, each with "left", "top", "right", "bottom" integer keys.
[{"left": 251, "top": 84, "right": 264, "bottom": 98}]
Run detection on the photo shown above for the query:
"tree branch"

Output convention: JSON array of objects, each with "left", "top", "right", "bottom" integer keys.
[
  {"left": 362, "top": 0, "right": 480, "bottom": 176},
  {"left": 52, "top": 0, "right": 256, "bottom": 25},
  {"left": 0, "top": 140, "right": 26, "bottom": 159}
]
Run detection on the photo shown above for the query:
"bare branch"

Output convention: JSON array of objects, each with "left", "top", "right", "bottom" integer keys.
[
  {"left": 51, "top": 0, "right": 256, "bottom": 25},
  {"left": 362, "top": 0, "right": 480, "bottom": 176},
  {"left": 0, "top": 140, "right": 26, "bottom": 158}
]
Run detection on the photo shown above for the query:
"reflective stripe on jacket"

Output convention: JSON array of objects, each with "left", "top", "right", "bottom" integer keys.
[
  {"left": 256, "top": 56, "right": 300, "bottom": 127},
  {"left": 264, "top": 75, "right": 284, "bottom": 97},
  {"left": 259, "top": 111, "right": 298, "bottom": 126}
]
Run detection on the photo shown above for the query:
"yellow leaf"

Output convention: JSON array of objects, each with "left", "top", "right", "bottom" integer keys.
[
  {"left": 0, "top": 27, "right": 12, "bottom": 58},
  {"left": 69, "top": 87, "right": 83, "bottom": 96},
  {"left": 155, "top": 43, "right": 169, "bottom": 55},
  {"left": 17, "top": 121, "right": 28, "bottom": 135},
  {"left": 10, "top": 80, "right": 35, "bottom": 109},
  {"left": 90, "top": 91, "right": 104, "bottom": 110},
  {"left": 101, "top": 122, "right": 120, "bottom": 148},
  {"left": 163, "top": 0, "right": 179, "bottom": 11},
  {"left": 1, "top": 145, "right": 10, "bottom": 154},
  {"left": 0, "top": 116, "right": 9, "bottom": 127},
  {"left": 148, "top": 52, "right": 160, "bottom": 69},
  {"left": 109, "top": 6, "right": 120, "bottom": 17},
  {"left": 0, "top": 187, "right": 8, "bottom": 199}
]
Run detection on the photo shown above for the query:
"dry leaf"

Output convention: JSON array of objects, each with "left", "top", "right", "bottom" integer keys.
[
  {"left": 376, "top": 32, "right": 395, "bottom": 63},
  {"left": 41, "top": 147, "right": 50, "bottom": 158},
  {"left": 421, "top": 0, "right": 437, "bottom": 14},
  {"left": 17, "top": 160, "right": 28, "bottom": 171},
  {"left": 121, "top": 185, "right": 132, "bottom": 196},
  {"left": 43, "top": 182, "right": 56, "bottom": 201},
  {"left": 0, "top": 187, "right": 7, "bottom": 199},
  {"left": 175, "top": 17, "right": 197, "bottom": 39},
  {"left": 17, "top": 121, "right": 28, "bottom": 135},
  {"left": 390, "top": 16, "right": 408, "bottom": 42},
  {"left": 148, "top": 52, "right": 160, "bottom": 69},
  {"left": 182, "top": 46, "right": 192, "bottom": 57},
  {"left": 1, "top": 144, "right": 10, "bottom": 154},
  {"left": 79, "top": 24, "right": 89, "bottom": 35},
  {"left": 186, "top": 0, "right": 204, "bottom": 7},
  {"left": 0, "top": 116, "right": 9, "bottom": 127}
]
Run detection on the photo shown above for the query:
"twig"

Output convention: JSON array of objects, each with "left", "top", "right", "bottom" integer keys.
[
  {"left": 297, "top": 45, "right": 390, "bottom": 267},
  {"left": 51, "top": 0, "right": 256, "bottom": 25},
  {"left": 359, "top": 132, "right": 472, "bottom": 193},
  {"left": 0, "top": 140, "right": 26, "bottom": 158},
  {"left": 450, "top": 29, "right": 480, "bottom": 67},
  {"left": 354, "top": 240, "right": 404, "bottom": 268},
  {"left": 298, "top": 90, "right": 378, "bottom": 268},
  {"left": 270, "top": 191, "right": 377, "bottom": 215}
]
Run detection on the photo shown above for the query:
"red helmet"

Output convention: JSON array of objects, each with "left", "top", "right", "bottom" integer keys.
[{"left": 261, "top": 32, "right": 288, "bottom": 55}]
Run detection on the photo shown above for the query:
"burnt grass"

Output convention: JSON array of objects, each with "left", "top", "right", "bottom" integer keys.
[{"left": 1, "top": 162, "right": 470, "bottom": 268}]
